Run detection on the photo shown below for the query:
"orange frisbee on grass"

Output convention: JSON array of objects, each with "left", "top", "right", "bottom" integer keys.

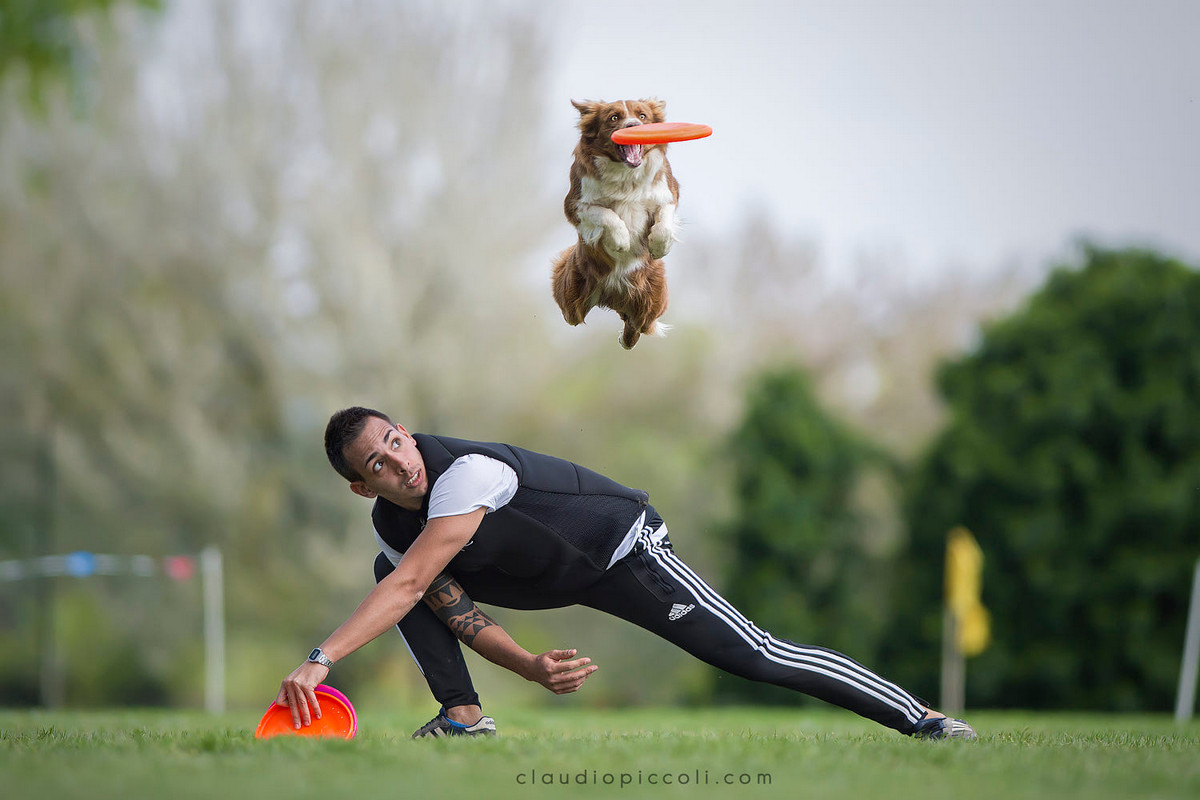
[
  {"left": 611, "top": 122, "right": 712, "bottom": 144},
  {"left": 255, "top": 684, "right": 358, "bottom": 740}
]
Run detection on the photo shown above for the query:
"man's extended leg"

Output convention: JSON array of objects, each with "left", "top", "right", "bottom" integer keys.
[
  {"left": 581, "top": 525, "right": 929, "bottom": 734},
  {"left": 373, "top": 552, "right": 484, "bottom": 718}
]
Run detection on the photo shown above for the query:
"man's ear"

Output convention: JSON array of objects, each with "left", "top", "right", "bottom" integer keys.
[{"left": 349, "top": 481, "right": 376, "bottom": 499}]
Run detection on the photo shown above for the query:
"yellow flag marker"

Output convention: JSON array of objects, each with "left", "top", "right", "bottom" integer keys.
[{"left": 945, "top": 527, "right": 991, "bottom": 657}]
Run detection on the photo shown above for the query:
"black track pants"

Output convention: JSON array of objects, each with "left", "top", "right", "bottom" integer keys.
[
  {"left": 374, "top": 552, "right": 481, "bottom": 711},
  {"left": 581, "top": 526, "right": 927, "bottom": 733}
]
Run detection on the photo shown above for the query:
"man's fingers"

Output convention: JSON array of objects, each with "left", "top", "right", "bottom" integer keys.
[
  {"left": 277, "top": 662, "right": 330, "bottom": 728},
  {"left": 549, "top": 661, "right": 592, "bottom": 682},
  {"left": 535, "top": 650, "right": 597, "bottom": 694},
  {"left": 550, "top": 664, "right": 597, "bottom": 687},
  {"left": 306, "top": 686, "right": 322, "bottom": 721},
  {"left": 287, "top": 686, "right": 304, "bottom": 729},
  {"left": 554, "top": 668, "right": 597, "bottom": 694},
  {"left": 283, "top": 683, "right": 320, "bottom": 729}
]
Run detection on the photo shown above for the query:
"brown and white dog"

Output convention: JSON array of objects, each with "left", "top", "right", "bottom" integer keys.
[{"left": 551, "top": 98, "right": 680, "bottom": 349}]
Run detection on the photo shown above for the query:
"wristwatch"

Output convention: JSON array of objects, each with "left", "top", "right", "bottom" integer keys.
[{"left": 307, "top": 647, "right": 334, "bottom": 668}]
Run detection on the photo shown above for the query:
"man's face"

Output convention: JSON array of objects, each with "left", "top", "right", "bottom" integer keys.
[{"left": 345, "top": 416, "right": 429, "bottom": 510}]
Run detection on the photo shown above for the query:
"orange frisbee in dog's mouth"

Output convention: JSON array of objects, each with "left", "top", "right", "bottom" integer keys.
[{"left": 611, "top": 122, "right": 712, "bottom": 145}]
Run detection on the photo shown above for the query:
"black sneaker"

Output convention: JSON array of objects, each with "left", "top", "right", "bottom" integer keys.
[
  {"left": 911, "top": 715, "right": 978, "bottom": 741},
  {"left": 411, "top": 708, "right": 497, "bottom": 739}
]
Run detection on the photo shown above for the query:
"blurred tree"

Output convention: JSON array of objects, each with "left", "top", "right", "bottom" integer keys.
[
  {"left": 672, "top": 216, "right": 1039, "bottom": 457},
  {"left": 890, "top": 245, "right": 1200, "bottom": 711},
  {"left": 0, "top": 0, "right": 160, "bottom": 109},
  {"left": 712, "top": 366, "right": 903, "bottom": 704},
  {"left": 0, "top": 0, "right": 562, "bottom": 708}
]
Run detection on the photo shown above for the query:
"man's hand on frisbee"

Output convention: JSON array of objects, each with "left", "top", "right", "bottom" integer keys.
[
  {"left": 276, "top": 661, "right": 329, "bottom": 728},
  {"left": 526, "top": 648, "right": 598, "bottom": 694}
]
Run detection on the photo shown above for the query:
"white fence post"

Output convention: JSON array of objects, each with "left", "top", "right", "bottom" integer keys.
[
  {"left": 940, "top": 606, "right": 964, "bottom": 715},
  {"left": 201, "top": 547, "right": 226, "bottom": 715}
]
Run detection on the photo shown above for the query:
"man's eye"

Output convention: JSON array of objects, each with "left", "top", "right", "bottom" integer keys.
[
  {"left": 391, "top": 438, "right": 400, "bottom": 449},
  {"left": 373, "top": 460, "right": 383, "bottom": 473}
]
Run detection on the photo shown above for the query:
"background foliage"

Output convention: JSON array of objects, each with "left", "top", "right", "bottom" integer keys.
[
  {"left": 0, "top": 0, "right": 160, "bottom": 109},
  {"left": 889, "top": 247, "right": 1200, "bottom": 711}
]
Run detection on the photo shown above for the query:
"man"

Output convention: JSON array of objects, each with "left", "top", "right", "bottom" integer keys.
[{"left": 276, "top": 407, "right": 977, "bottom": 741}]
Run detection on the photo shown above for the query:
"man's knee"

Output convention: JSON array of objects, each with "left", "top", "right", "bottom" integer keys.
[{"left": 373, "top": 551, "right": 395, "bottom": 584}]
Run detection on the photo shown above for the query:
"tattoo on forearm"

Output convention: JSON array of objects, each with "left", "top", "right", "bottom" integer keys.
[{"left": 424, "top": 574, "right": 497, "bottom": 646}]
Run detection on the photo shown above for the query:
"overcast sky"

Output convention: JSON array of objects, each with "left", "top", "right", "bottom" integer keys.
[{"left": 540, "top": 0, "right": 1199, "bottom": 278}]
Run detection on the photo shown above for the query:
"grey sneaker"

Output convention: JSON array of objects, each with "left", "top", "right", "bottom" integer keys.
[
  {"left": 411, "top": 709, "right": 497, "bottom": 739},
  {"left": 911, "top": 715, "right": 978, "bottom": 741}
]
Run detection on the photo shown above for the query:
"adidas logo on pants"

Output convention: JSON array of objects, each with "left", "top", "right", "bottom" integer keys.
[{"left": 668, "top": 603, "right": 695, "bottom": 621}]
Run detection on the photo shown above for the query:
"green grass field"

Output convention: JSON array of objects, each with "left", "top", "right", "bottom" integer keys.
[{"left": 2, "top": 706, "right": 1197, "bottom": 800}]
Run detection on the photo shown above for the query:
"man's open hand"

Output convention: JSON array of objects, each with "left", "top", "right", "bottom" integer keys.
[
  {"left": 525, "top": 648, "right": 598, "bottom": 694},
  {"left": 275, "top": 661, "right": 330, "bottom": 729}
]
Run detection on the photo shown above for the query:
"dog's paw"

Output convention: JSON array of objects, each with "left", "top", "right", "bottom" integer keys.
[
  {"left": 578, "top": 221, "right": 604, "bottom": 248},
  {"left": 648, "top": 224, "right": 676, "bottom": 259},
  {"left": 603, "top": 223, "right": 632, "bottom": 256}
]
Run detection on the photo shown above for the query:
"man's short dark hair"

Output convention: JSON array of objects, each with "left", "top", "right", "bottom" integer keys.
[{"left": 325, "top": 406, "right": 392, "bottom": 482}]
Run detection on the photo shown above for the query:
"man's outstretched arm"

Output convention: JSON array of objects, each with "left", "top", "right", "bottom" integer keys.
[
  {"left": 422, "top": 572, "right": 598, "bottom": 695},
  {"left": 276, "top": 509, "right": 487, "bottom": 727}
]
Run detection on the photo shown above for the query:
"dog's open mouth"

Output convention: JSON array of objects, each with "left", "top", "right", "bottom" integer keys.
[{"left": 618, "top": 143, "right": 643, "bottom": 167}]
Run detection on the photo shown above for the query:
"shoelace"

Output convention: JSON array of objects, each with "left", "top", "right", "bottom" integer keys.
[{"left": 413, "top": 713, "right": 452, "bottom": 737}]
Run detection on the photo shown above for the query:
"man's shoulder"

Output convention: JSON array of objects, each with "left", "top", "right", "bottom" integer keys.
[
  {"left": 415, "top": 433, "right": 524, "bottom": 472},
  {"left": 417, "top": 433, "right": 641, "bottom": 500},
  {"left": 416, "top": 432, "right": 512, "bottom": 452}
]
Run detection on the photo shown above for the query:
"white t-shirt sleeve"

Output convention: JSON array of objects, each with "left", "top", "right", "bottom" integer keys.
[{"left": 426, "top": 454, "right": 518, "bottom": 520}]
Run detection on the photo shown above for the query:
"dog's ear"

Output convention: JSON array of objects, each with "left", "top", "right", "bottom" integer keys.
[
  {"left": 642, "top": 98, "right": 666, "bottom": 123},
  {"left": 572, "top": 99, "right": 601, "bottom": 132}
]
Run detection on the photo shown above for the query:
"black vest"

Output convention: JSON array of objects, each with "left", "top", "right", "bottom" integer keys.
[{"left": 372, "top": 434, "right": 651, "bottom": 606}]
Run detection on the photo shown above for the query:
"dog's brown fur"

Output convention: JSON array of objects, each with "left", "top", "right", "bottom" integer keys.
[{"left": 551, "top": 99, "right": 680, "bottom": 349}]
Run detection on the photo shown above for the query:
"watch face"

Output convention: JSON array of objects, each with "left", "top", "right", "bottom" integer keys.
[{"left": 309, "top": 648, "right": 322, "bottom": 662}]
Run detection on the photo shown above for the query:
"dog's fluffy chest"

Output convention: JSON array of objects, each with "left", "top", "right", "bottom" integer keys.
[{"left": 579, "top": 150, "right": 672, "bottom": 235}]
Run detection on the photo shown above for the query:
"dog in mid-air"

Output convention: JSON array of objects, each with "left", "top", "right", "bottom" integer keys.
[{"left": 551, "top": 98, "right": 680, "bottom": 349}]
